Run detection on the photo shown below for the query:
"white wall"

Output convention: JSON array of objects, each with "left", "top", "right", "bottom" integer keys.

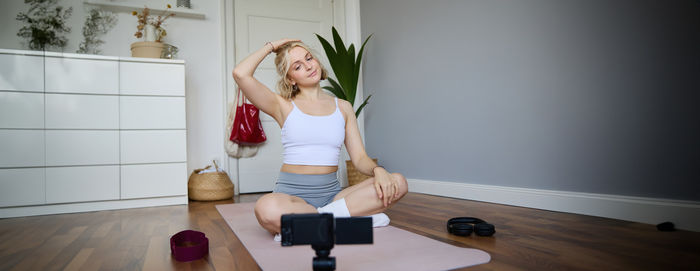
[
  {"left": 2, "top": 0, "right": 364, "bottom": 188},
  {"left": 0, "top": 0, "right": 227, "bottom": 174}
]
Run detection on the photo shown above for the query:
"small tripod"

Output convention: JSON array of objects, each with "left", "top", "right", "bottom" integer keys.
[
  {"left": 281, "top": 214, "right": 373, "bottom": 271},
  {"left": 311, "top": 244, "right": 335, "bottom": 271}
]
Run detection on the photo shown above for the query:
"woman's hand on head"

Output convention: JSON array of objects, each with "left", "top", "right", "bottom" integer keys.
[{"left": 271, "top": 38, "right": 301, "bottom": 53}]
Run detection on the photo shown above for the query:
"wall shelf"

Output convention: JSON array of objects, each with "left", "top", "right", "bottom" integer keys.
[{"left": 84, "top": 0, "right": 206, "bottom": 19}]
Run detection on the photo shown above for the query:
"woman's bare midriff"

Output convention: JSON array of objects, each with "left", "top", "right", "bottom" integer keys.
[{"left": 281, "top": 164, "right": 338, "bottom": 175}]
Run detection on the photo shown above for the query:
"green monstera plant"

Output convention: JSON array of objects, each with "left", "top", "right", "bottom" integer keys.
[{"left": 316, "top": 27, "right": 372, "bottom": 117}]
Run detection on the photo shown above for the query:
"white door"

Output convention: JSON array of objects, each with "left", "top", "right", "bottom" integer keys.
[{"left": 231, "top": 0, "right": 342, "bottom": 193}]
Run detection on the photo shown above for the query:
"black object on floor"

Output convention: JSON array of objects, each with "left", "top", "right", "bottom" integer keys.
[
  {"left": 447, "top": 217, "right": 496, "bottom": 237},
  {"left": 656, "top": 222, "right": 676, "bottom": 232}
]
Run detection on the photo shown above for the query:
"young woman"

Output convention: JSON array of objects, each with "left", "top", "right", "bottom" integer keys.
[{"left": 232, "top": 38, "right": 408, "bottom": 237}]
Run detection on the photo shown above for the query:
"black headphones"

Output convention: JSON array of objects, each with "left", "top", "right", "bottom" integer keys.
[{"left": 447, "top": 217, "right": 496, "bottom": 237}]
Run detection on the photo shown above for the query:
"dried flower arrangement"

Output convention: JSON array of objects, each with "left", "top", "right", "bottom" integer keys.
[
  {"left": 77, "top": 8, "right": 117, "bottom": 54},
  {"left": 132, "top": 5, "right": 174, "bottom": 42}
]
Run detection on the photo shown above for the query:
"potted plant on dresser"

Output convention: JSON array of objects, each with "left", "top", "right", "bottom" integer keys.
[
  {"left": 131, "top": 5, "right": 174, "bottom": 58},
  {"left": 16, "top": 0, "right": 73, "bottom": 51},
  {"left": 316, "top": 27, "right": 374, "bottom": 187}
]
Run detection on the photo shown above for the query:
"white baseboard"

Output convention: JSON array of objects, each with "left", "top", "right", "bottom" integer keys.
[
  {"left": 407, "top": 179, "right": 700, "bottom": 232},
  {"left": 0, "top": 196, "right": 188, "bottom": 218}
]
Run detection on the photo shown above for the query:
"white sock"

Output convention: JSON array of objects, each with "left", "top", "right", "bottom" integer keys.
[
  {"left": 274, "top": 233, "right": 281, "bottom": 242},
  {"left": 316, "top": 198, "right": 351, "bottom": 218},
  {"left": 317, "top": 199, "right": 390, "bottom": 227},
  {"left": 368, "top": 213, "right": 390, "bottom": 227}
]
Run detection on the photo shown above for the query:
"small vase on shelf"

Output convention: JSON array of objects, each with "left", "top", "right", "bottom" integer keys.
[
  {"left": 143, "top": 24, "right": 157, "bottom": 42},
  {"left": 131, "top": 5, "right": 175, "bottom": 59},
  {"left": 131, "top": 24, "right": 164, "bottom": 58}
]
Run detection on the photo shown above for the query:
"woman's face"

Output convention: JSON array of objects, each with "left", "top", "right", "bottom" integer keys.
[{"left": 286, "top": 46, "right": 322, "bottom": 87}]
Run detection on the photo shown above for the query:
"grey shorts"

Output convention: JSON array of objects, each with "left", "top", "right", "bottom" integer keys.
[{"left": 273, "top": 171, "right": 342, "bottom": 208}]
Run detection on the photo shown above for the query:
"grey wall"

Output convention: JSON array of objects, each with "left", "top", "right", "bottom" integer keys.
[{"left": 360, "top": 0, "right": 699, "bottom": 200}]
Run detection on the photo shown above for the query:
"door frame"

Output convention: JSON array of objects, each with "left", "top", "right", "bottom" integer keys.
[{"left": 219, "top": 0, "right": 364, "bottom": 195}]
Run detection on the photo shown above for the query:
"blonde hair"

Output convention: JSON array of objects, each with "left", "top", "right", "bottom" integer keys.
[{"left": 274, "top": 42, "right": 328, "bottom": 99}]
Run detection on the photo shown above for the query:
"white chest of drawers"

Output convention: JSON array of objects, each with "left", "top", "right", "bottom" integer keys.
[{"left": 0, "top": 49, "right": 188, "bottom": 217}]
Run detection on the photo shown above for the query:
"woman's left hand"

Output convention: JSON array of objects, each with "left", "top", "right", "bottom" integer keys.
[{"left": 373, "top": 167, "right": 398, "bottom": 207}]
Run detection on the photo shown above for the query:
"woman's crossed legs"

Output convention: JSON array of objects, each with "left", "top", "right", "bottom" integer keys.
[{"left": 254, "top": 172, "right": 408, "bottom": 234}]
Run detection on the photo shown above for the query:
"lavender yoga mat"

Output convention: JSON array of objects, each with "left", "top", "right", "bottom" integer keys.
[{"left": 216, "top": 203, "right": 490, "bottom": 270}]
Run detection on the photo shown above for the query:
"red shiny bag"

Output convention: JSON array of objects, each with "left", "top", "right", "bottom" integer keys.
[{"left": 229, "top": 89, "right": 266, "bottom": 145}]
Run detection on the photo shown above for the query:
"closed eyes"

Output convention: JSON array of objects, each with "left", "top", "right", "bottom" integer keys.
[{"left": 293, "top": 55, "right": 313, "bottom": 70}]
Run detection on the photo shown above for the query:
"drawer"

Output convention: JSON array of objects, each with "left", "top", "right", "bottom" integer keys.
[
  {"left": 0, "top": 130, "right": 44, "bottom": 168},
  {"left": 0, "top": 91, "right": 44, "bottom": 128},
  {"left": 0, "top": 54, "right": 44, "bottom": 92},
  {"left": 45, "top": 130, "right": 119, "bottom": 166},
  {"left": 120, "top": 96, "right": 186, "bottom": 129},
  {"left": 46, "top": 165, "right": 119, "bottom": 203},
  {"left": 46, "top": 94, "right": 119, "bottom": 129},
  {"left": 45, "top": 57, "right": 118, "bottom": 94},
  {"left": 120, "top": 62, "right": 185, "bottom": 96},
  {"left": 121, "top": 163, "right": 187, "bottom": 199},
  {"left": 120, "top": 130, "right": 187, "bottom": 164},
  {"left": 0, "top": 168, "right": 45, "bottom": 207}
]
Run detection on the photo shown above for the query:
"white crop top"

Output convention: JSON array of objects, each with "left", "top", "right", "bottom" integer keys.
[{"left": 281, "top": 98, "right": 346, "bottom": 166}]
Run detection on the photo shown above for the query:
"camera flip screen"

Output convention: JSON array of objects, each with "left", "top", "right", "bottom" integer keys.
[{"left": 335, "top": 217, "right": 373, "bottom": 244}]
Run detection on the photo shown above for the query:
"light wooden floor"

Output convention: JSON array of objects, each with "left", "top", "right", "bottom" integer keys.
[{"left": 0, "top": 192, "right": 698, "bottom": 270}]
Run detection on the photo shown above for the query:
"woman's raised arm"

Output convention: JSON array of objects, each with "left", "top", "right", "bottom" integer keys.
[{"left": 232, "top": 38, "right": 299, "bottom": 122}]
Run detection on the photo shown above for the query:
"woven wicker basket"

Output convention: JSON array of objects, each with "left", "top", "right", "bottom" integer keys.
[
  {"left": 188, "top": 161, "right": 234, "bottom": 201},
  {"left": 346, "top": 158, "right": 378, "bottom": 186}
]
